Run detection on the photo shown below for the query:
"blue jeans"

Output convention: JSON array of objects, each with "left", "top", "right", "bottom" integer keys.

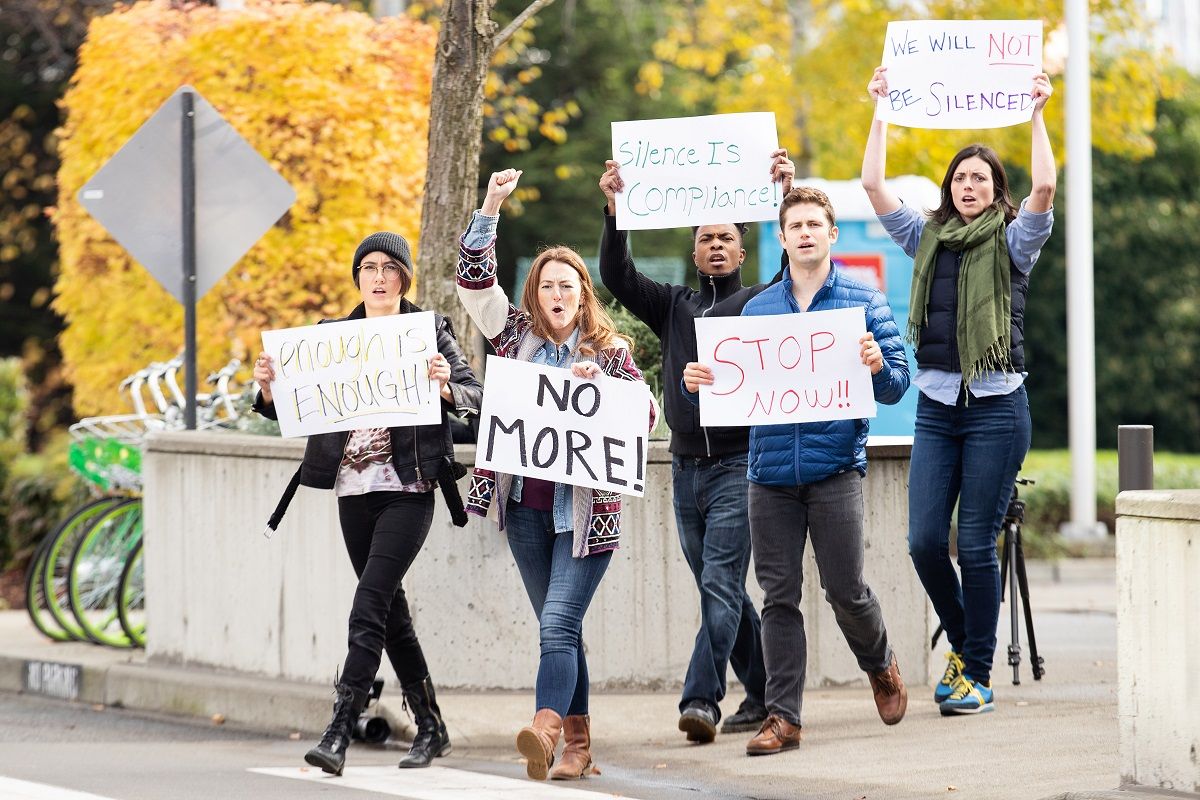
[
  {"left": 908, "top": 386, "right": 1031, "bottom": 684},
  {"left": 673, "top": 454, "right": 766, "bottom": 717},
  {"left": 505, "top": 502, "right": 612, "bottom": 717}
]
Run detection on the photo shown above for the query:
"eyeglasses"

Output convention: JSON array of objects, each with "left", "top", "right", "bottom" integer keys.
[{"left": 358, "top": 262, "right": 404, "bottom": 280}]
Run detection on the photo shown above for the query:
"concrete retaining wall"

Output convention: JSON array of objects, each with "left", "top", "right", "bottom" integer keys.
[
  {"left": 143, "top": 431, "right": 931, "bottom": 693},
  {"left": 1115, "top": 490, "right": 1200, "bottom": 792}
]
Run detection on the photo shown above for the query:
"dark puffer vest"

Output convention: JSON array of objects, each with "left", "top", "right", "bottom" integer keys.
[{"left": 914, "top": 246, "right": 1029, "bottom": 373}]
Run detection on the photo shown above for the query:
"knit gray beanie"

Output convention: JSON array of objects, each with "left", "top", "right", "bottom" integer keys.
[{"left": 352, "top": 232, "right": 414, "bottom": 286}]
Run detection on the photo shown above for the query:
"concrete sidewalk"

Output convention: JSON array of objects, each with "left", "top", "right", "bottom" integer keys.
[{"left": 1, "top": 559, "right": 1184, "bottom": 799}]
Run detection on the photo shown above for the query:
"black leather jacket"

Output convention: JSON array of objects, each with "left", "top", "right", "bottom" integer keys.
[{"left": 255, "top": 299, "right": 483, "bottom": 495}]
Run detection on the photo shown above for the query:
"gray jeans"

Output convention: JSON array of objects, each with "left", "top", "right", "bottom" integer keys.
[{"left": 748, "top": 471, "right": 892, "bottom": 726}]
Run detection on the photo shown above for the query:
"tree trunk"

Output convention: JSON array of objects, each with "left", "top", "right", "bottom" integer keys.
[{"left": 417, "top": 0, "right": 496, "bottom": 372}]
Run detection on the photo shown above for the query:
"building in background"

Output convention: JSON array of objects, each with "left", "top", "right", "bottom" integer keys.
[{"left": 1143, "top": 0, "right": 1200, "bottom": 73}]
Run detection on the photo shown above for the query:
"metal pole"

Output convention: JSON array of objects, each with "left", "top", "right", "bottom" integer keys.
[
  {"left": 182, "top": 90, "right": 197, "bottom": 431},
  {"left": 1063, "top": 0, "right": 1100, "bottom": 538},
  {"left": 1117, "top": 425, "right": 1154, "bottom": 492}
]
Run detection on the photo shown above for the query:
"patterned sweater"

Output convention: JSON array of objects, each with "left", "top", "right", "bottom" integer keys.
[{"left": 457, "top": 229, "right": 656, "bottom": 558}]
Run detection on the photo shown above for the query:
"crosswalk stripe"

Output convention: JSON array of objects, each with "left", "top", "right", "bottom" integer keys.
[
  {"left": 0, "top": 778, "right": 120, "bottom": 800},
  {"left": 249, "top": 765, "right": 643, "bottom": 799}
]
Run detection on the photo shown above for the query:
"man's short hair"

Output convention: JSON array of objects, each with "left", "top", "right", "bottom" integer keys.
[
  {"left": 691, "top": 222, "right": 749, "bottom": 241},
  {"left": 778, "top": 187, "right": 836, "bottom": 229}
]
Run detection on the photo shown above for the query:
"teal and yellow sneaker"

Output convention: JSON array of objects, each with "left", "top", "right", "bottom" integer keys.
[
  {"left": 939, "top": 674, "right": 994, "bottom": 715},
  {"left": 933, "top": 651, "right": 965, "bottom": 703}
]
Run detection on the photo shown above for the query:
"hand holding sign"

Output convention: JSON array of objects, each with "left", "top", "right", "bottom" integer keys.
[
  {"left": 260, "top": 313, "right": 442, "bottom": 438},
  {"left": 610, "top": 112, "right": 784, "bottom": 230},
  {"left": 478, "top": 356, "right": 652, "bottom": 496},
  {"left": 876, "top": 19, "right": 1044, "bottom": 130},
  {"left": 693, "top": 309, "right": 878, "bottom": 426}
]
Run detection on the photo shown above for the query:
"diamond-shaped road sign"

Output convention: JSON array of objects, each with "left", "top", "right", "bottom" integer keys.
[{"left": 78, "top": 85, "right": 295, "bottom": 302}]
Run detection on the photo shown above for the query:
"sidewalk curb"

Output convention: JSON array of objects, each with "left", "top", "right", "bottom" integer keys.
[{"left": 0, "top": 651, "right": 415, "bottom": 741}]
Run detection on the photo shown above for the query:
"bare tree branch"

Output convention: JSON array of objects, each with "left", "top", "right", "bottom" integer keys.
[{"left": 494, "top": 0, "right": 558, "bottom": 49}]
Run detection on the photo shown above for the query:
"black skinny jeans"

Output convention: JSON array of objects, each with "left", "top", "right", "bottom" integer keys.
[{"left": 336, "top": 490, "right": 435, "bottom": 695}]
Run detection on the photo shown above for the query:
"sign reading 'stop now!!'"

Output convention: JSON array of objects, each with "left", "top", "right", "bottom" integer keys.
[
  {"left": 878, "top": 20, "right": 1043, "bottom": 130},
  {"left": 612, "top": 112, "right": 781, "bottom": 231}
]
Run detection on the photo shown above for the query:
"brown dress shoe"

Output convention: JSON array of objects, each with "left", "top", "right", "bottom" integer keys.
[
  {"left": 516, "top": 709, "right": 563, "bottom": 781},
  {"left": 868, "top": 654, "right": 908, "bottom": 725},
  {"left": 549, "top": 714, "right": 599, "bottom": 780},
  {"left": 745, "top": 714, "right": 802, "bottom": 756}
]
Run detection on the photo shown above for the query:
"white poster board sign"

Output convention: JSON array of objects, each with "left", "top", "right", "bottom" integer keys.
[
  {"left": 695, "top": 308, "right": 877, "bottom": 427},
  {"left": 477, "top": 356, "right": 651, "bottom": 497},
  {"left": 261, "top": 312, "right": 441, "bottom": 438},
  {"left": 611, "top": 112, "right": 781, "bottom": 231},
  {"left": 877, "top": 19, "right": 1043, "bottom": 129}
]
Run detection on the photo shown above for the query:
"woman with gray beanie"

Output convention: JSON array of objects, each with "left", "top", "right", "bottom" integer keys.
[{"left": 252, "top": 231, "right": 482, "bottom": 775}]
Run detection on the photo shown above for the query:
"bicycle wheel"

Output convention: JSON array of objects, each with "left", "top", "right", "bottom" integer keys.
[
  {"left": 117, "top": 539, "right": 146, "bottom": 647},
  {"left": 67, "top": 498, "right": 142, "bottom": 647},
  {"left": 38, "top": 496, "right": 129, "bottom": 642},
  {"left": 25, "top": 534, "right": 69, "bottom": 641}
]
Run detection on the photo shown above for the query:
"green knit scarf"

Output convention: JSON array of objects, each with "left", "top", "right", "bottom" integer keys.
[{"left": 907, "top": 207, "right": 1012, "bottom": 386}]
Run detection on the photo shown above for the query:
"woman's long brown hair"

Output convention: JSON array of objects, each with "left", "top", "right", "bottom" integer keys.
[{"left": 520, "top": 246, "right": 621, "bottom": 357}]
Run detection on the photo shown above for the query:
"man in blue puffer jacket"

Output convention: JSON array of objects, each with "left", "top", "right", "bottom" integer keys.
[{"left": 684, "top": 187, "right": 911, "bottom": 757}]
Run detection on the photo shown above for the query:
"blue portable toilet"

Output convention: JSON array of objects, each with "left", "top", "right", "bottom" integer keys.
[{"left": 758, "top": 176, "right": 941, "bottom": 437}]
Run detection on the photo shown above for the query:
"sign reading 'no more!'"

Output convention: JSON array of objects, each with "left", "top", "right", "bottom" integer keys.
[{"left": 477, "top": 357, "right": 652, "bottom": 497}]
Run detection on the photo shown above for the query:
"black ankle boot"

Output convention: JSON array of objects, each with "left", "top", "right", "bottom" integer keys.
[
  {"left": 305, "top": 683, "right": 365, "bottom": 776},
  {"left": 397, "top": 675, "right": 452, "bottom": 768}
]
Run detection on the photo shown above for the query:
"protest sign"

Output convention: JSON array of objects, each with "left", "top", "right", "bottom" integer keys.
[
  {"left": 877, "top": 19, "right": 1043, "bottom": 129},
  {"left": 261, "top": 312, "right": 441, "bottom": 438},
  {"left": 476, "top": 356, "right": 651, "bottom": 497},
  {"left": 694, "top": 308, "right": 877, "bottom": 426},
  {"left": 611, "top": 112, "right": 781, "bottom": 231}
]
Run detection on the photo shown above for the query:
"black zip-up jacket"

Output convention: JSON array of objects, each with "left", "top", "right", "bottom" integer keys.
[
  {"left": 599, "top": 210, "right": 783, "bottom": 458},
  {"left": 254, "top": 299, "right": 483, "bottom": 489}
]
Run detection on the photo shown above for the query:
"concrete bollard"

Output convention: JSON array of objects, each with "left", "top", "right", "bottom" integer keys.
[{"left": 1117, "top": 425, "right": 1154, "bottom": 492}]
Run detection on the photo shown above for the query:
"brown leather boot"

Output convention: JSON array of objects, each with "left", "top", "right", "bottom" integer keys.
[
  {"left": 549, "top": 714, "right": 599, "bottom": 780},
  {"left": 516, "top": 708, "right": 562, "bottom": 780},
  {"left": 745, "top": 714, "right": 802, "bottom": 756},
  {"left": 868, "top": 653, "right": 908, "bottom": 725}
]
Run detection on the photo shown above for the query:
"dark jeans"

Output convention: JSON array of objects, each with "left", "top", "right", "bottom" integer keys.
[
  {"left": 337, "top": 490, "right": 436, "bottom": 696},
  {"left": 672, "top": 454, "right": 766, "bottom": 717},
  {"left": 908, "top": 386, "right": 1031, "bottom": 684},
  {"left": 748, "top": 472, "right": 892, "bottom": 726},
  {"left": 505, "top": 502, "right": 612, "bottom": 718}
]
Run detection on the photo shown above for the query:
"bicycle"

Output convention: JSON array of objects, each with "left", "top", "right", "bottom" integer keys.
[{"left": 25, "top": 355, "right": 245, "bottom": 649}]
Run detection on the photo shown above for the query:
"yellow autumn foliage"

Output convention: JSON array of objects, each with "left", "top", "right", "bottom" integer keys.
[
  {"left": 54, "top": 0, "right": 435, "bottom": 417},
  {"left": 643, "top": 0, "right": 1178, "bottom": 180}
]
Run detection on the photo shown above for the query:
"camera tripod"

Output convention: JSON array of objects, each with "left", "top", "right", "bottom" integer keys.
[
  {"left": 999, "top": 478, "right": 1044, "bottom": 685},
  {"left": 929, "top": 477, "right": 1045, "bottom": 685}
]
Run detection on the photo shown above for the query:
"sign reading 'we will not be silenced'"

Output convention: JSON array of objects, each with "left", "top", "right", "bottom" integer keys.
[
  {"left": 477, "top": 357, "right": 652, "bottom": 497},
  {"left": 611, "top": 112, "right": 782, "bottom": 231},
  {"left": 878, "top": 19, "right": 1043, "bottom": 130},
  {"left": 261, "top": 313, "right": 441, "bottom": 438},
  {"left": 694, "top": 308, "right": 877, "bottom": 427}
]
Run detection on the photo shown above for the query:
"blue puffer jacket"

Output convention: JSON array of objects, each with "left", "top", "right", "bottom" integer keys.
[{"left": 741, "top": 267, "right": 909, "bottom": 487}]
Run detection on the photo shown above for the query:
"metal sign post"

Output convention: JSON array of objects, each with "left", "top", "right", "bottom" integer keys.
[
  {"left": 181, "top": 90, "right": 197, "bottom": 430},
  {"left": 78, "top": 85, "right": 295, "bottom": 429}
]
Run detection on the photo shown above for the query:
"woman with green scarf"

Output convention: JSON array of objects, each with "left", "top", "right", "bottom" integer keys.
[{"left": 860, "top": 67, "right": 1056, "bottom": 717}]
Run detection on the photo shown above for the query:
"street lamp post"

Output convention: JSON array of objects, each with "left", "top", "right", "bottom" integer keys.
[{"left": 1063, "top": 0, "right": 1105, "bottom": 539}]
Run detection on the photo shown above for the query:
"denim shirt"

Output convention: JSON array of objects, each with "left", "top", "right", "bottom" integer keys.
[
  {"left": 877, "top": 198, "right": 1053, "bottom": 405},
  {"left": 465, "top": 209, "right": 579, "bottom": 533}
]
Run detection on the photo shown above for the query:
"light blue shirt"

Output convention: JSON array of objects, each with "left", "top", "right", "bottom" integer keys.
[
  {"left": 467, "top": 208, "right": 579, "bottom": 533},
  {"left": 877, "top": 198, "right": 1054, "bottom": 405}
]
